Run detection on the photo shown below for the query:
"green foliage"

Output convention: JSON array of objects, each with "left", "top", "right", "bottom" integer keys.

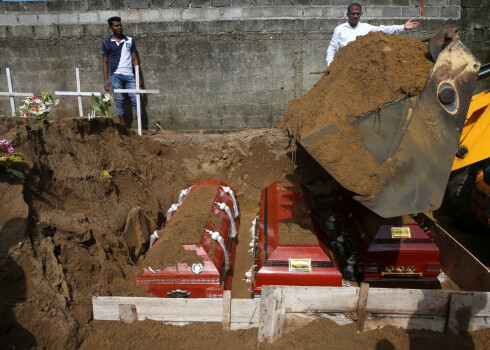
[{"left": 91, "top": 93, "right": 113, "bottom": 118}]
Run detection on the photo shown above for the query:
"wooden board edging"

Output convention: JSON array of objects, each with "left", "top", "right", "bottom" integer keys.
[
  {"left": 92, "top": 295, "right": 260, "bottom": 329},
  {"left": 257, "top": 285, "right": 490, "bottom": 343},
  {"left": 92, "top": 286, "right": 490, "bottom": 344}
]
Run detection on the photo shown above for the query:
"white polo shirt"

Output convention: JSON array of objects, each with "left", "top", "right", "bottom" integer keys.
[{"left": 326, "top": 22, "right": 404, "bottom": 66}]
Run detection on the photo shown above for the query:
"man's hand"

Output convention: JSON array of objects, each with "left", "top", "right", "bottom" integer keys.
[
  {"left": 404, "top": 18, "right": 420, "bottom": 30},
  {"left": 104, "top": 81, "right": 111, "bottom": 91}
]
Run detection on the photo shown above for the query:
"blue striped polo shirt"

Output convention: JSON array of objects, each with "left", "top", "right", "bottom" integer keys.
[{"left": 102, "top": 35, "right": 138, "bottom": 75}]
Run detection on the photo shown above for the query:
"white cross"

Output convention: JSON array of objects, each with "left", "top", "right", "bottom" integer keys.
[
  {"left": 113, "top": 65, "right": 159, "bottom": 136},
  {"left": 0, "top": 68, "right": 33, "bottom": 116},
  {"left": 55, "top": 68, "right": 101, "bottom": 117}
]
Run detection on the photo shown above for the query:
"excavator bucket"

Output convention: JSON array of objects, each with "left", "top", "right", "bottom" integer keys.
[{"left": 300, "top": 27, "right": 480, "bottom": 218}]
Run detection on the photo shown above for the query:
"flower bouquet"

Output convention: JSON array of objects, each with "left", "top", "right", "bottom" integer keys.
[
  {"left": 0, "top": 139, "right": 25, "bottom": 179},
  {"left": 91, "top": 93, "right": 113, "bottom": 118},
  {"left": 19, "top": 92, "right": 59, "bottom": 120}
]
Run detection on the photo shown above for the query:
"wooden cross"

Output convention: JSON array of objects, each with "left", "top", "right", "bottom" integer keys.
[
  {"left": 0, "top": 68, "right": 33, "bottom": 116},
  {"left": 113, "top": 65, "right": 159, "bottom": 136},
  {"left": 55, "top": 68, "right": 101, "bottom": 117}
]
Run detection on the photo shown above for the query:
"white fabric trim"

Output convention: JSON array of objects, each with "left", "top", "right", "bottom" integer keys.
[
  {"left": 215, "top": 202, "right": 237, "bottom": 238},
  {"left": 205, "top": 229, "right": 230, "bottom": 271},
  {"left": 166, "top": 202, "right": 181, "bottom": 222},
  {"left": 220, "top": 185, "right": 239, "bottom": 218},
  {"left": 148, "top": 230, "right": 160, "bottom": 251},
  {"left": 178, "top": 186, "right": 193, "bottom": 204}
]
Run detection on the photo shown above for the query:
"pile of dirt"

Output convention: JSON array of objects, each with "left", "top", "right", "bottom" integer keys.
[
  {"left": 278, "top": 183, "right": 319, "bottom": 245},
  {"left": 279, "top": 222, "right": 319, "bottom": 245},
  {"left": 0, "top": 117, "right": 293, "bottom": 349},
  {"left": 280, "top": 32, "right": 434, "bottom": 199},
  {"left": 143, "top": 185, "right": 218, "bottom": 271},
  {"left": 1, "top": 116, "right": 487, "bottom": 349},
  {"left": 78, "top": 317, "right": 489, "bottom": 350}
]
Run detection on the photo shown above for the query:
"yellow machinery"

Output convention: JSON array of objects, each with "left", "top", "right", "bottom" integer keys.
[
  {"left": 452, "top": 89, "right": 490, "bottom": 172},
  {"left": 446, "top": 88, "right": 490, "bottom": 229}
]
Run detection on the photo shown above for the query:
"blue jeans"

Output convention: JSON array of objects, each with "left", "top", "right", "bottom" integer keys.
[{"left": 110, "top": 74, "right": 137, "bottom": 115}]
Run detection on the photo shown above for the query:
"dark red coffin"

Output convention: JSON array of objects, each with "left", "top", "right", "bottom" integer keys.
[
  {"left": 334, "top": 193, "right": 441, "bottom": 288},
  {"left": 253, "top": 181, "right": 342, "bottom": 296},
  {"left": 136, "top": 180, "right": 239, "bottom": 298}
]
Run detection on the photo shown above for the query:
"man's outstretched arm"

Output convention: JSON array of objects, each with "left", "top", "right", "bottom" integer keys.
[{"left": 404, "top": 18, "right": 420, "bottom": 30}]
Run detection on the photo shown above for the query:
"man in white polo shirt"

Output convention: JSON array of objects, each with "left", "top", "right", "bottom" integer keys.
[
  {"left": 102, "top": 16, "right": 154, "bottom": 135},
  {"left": 326, "top": 3, "right": 420, "bottom": 67}
]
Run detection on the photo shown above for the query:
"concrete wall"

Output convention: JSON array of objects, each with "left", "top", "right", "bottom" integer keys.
[
  {"left": 0, "top": 0, "right": 487, "bottom": 129},
  {"left": 459, "top": 0, "right": 490, "bottom": 94}
]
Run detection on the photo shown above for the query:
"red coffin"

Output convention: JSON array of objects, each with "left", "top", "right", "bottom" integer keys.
[
  {"left": 136, "top": 180, "right": 239, "bottom": 298},
  {"left": 253, "top": 181, "right": 342, "bottom": 296},
  {"left": 334, "top": 193, "right": 441, "bottom": 288}
]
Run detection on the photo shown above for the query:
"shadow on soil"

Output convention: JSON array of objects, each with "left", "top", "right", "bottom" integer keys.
[{"left": 0, "top": 217, "right": 36, "bottom": 349}]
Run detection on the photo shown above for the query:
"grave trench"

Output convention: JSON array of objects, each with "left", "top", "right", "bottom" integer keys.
[{"left": 2, "top": 117, "right": 340, "bottom": 347}]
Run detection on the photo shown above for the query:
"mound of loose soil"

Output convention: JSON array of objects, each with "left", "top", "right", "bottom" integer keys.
[
  {"left": 279, "top": 222, "right": 319, "bottom": 245},
  {"left": 0, "top": 117, "right": 292, "bottom": 349},
  {"left": 1, "top": 117, "right": 486, "bottom": 349},
  {"left": 278, "top": 183, "right": 319, "bottom": 245},
  {"left": 78, "top": 317, "right": 489, "bottom": 350},
  {"left": 280, "top": 32, "right": 434, "bottom": 199},
  {"left": 143, "top": 185, "right": 219, "bottom": 271}
]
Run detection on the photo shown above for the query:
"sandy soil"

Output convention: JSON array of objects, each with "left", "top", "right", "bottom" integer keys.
[
  {"left": 143, "top": 185, "right": 216, "bottom": 271},
  {"left": 1, "top": 117, "right": 488, "bottom": 349},
  {"left": 78, "top": 317, "right": 490, "bottom": 350},
  {"left": 280, "top": 32, "right": 434, "bottom": 200},
  {"left": 0, "top": 117, "right": 294, "bottom": 348}
]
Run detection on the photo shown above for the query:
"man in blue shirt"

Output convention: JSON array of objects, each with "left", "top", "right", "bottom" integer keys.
[{"left": 102, "top": 16, "right": 154, "bottom": 135}]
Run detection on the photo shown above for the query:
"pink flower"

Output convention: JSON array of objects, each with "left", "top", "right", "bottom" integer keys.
[{"left": 0, "top": 139, "right": 15, "bottom": 155}]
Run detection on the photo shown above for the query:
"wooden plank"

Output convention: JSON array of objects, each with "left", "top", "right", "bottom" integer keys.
[
  {"left": 92, "top": 296, "right": 222, "bottom": 322},
  {"left": 6, "top": 67, "right": 16, "bottom": 115},
  {"left": 430, "top": 220, "right": 490, "bottom": 291},
  {"left": 468, "top": 317, "right": 490, "bottom": 331},
  {"left": 357, "top": 282, "right": 369, "bottom": 332},
  {"left": 118, "top": 304, "right": 137, "bottom": 323},
  {"left": 258, "top": 286, "right": 286, "bottom": 343},
  {"left": 0, "top": 92, "right": 33, "bottom": 97},
  {"left": 230, "top": 322, "right": 258, "bottom": 330},
  {"left": 54, "top": 91, "right": 101, "bottom": 97},
  {"left": 92, "top": 289, "right": 490, "bottom": 340},
  {"left": 365, "top": 288, "right": 450, "bottom": 315},
  {"left": 462, "top": 292, "right": 490, "bottom": 317},
  {"left": 222, "top": 290, "right": 231, "bottom": 330},
  {"left": 279, "top": 286, "right": 360, "bottom": 313},
  {"left": 364, "top": 314, "right": 447, "bottom": 332},
  {"left": 113, "top": 89, "right": 160, "bottom": 94},
  {"left": 446, "top": 293, "right": 473, "bottom": 334},
  {"left": 231, "top": 299, "right": 260, "bottom": 323},
  {"left": 283, "top": 313, "right": 316, "bottom": 335}
]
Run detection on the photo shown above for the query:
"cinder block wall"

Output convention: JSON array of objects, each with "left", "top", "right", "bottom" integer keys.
[{"left": 0, "top": 0, "right": 487, "bottom": 129}]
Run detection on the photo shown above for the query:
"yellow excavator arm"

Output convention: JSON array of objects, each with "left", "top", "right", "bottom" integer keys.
[{"left": 452, "top": 89, "right": 490, "bottom": 171}]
